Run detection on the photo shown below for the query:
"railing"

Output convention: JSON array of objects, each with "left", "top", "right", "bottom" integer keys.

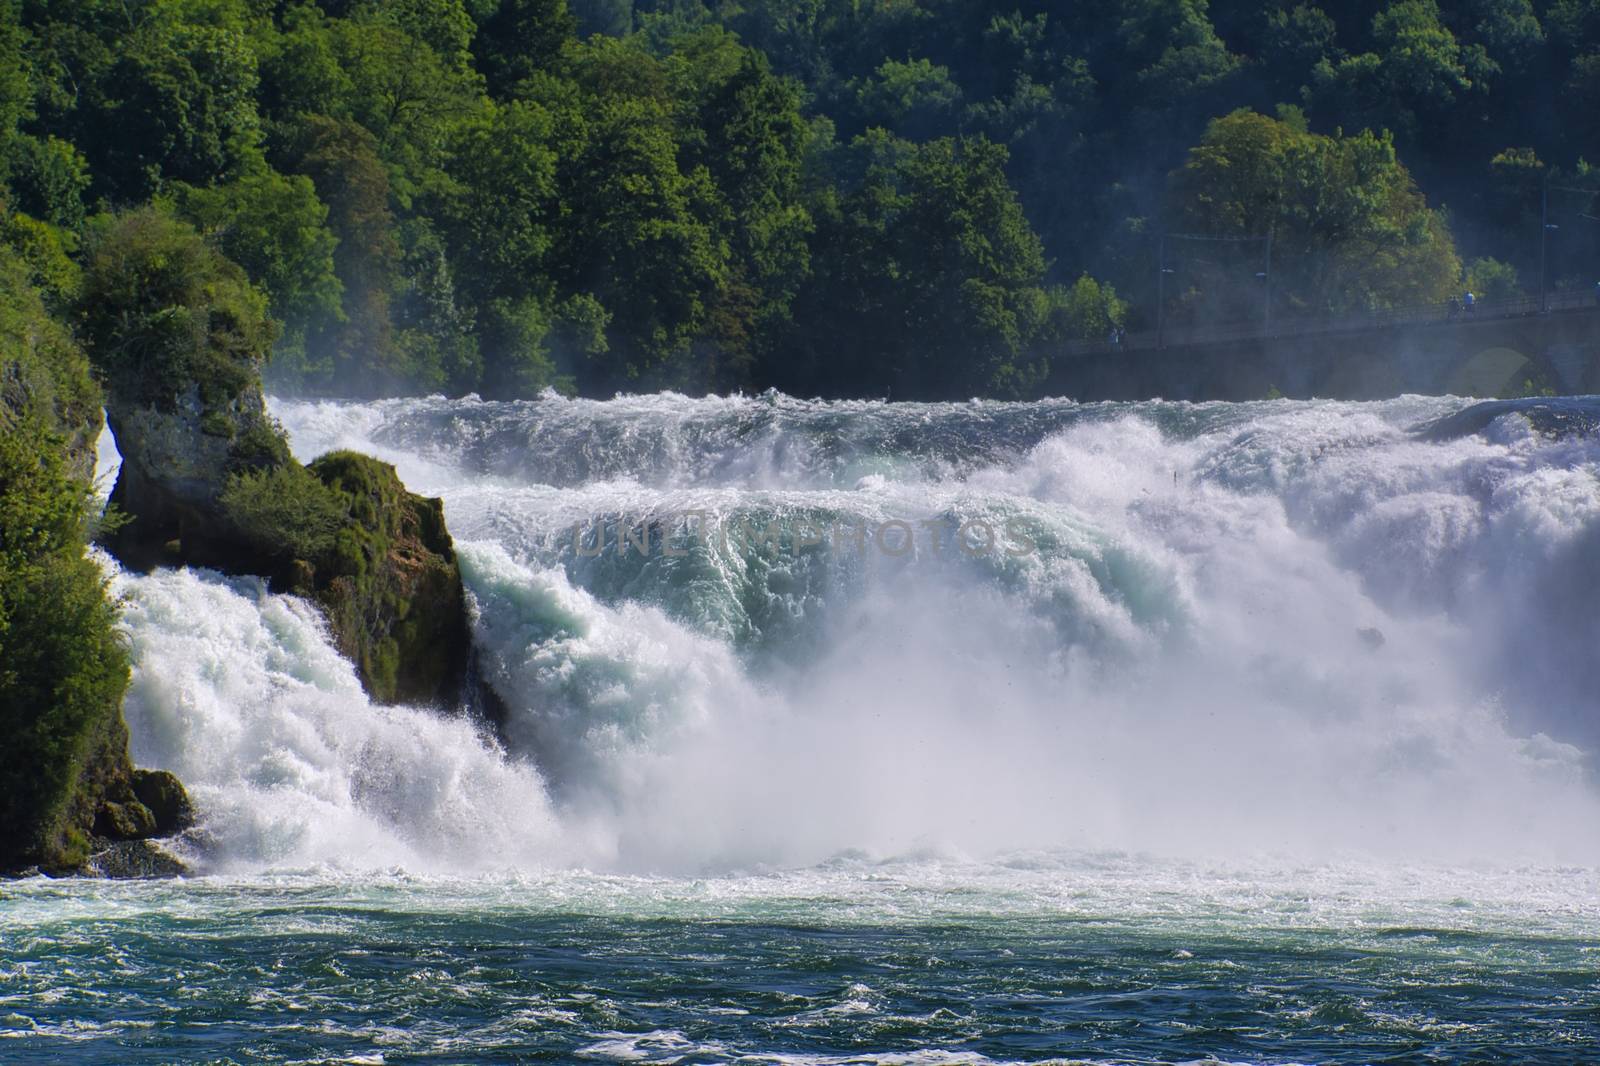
[{"left": 1064, "top": 288, "right": 1600, "bottom": 358}]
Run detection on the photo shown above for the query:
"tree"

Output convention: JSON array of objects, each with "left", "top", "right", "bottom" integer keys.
[
  {"left": 854, "top": 57, "right": 963, "bottom": 142},
  {"left": 277, "top": 115, "right": 402, "bottom": 393},
  {"left": 326, "top": 14, "right": 485, "bottom": 205},
  {"left": 535, "top": 37, "right": 731, "bottom": 391},
  {"left": 76, "top": 208, "right": 277, "bottom": 411},
  {"left": 166, "top": 167, "right": 343, "bottom": 364},
  {"left": 1307, "top": 0, "right": 1493, "bottom": 152},
  {"left": 5, "top": 135, "right": 91, "bottom": 230},
  {"left": 784, "top": 132, "right": 1059, "bottom": 400},
  {"left": 436, "top": 95, "right": 570, "bottom": 392},
  {"left": 559, "top": 91, "right": 724, "bottom": 390},
  {"left": 1059, "top": 274, "right": 1129, "bottom": 340},
  {"left": 1169, "top": 109, "right": 1461, "bottom": 318},
  {"left": 476, "top": 0, "right": 577, "bottom": 97},
  {"left": 1463, "top": 255, "right": 1521, "bottom": 300},
  {"left": 373, "top": 0, "right": 478, "bottom": 73},
  {"left": 673, "top": 35, "right": 814, "bottom": 386},
  {"left": 0, "top": 242, "right": 129, "bottom": 871},
  {"left": 68, "top": 16, "right": 263, "bottom": 202}
]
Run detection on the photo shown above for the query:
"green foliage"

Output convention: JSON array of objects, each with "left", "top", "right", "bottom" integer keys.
[
  {"left": 1059, "top": 274, "right": 1129, "bottom": 341},
  {"left": 295, "top": 450, "right": 468, "bottom": 705},
  {"left": 477, "top": 0, "right": 576, "bottom": 97},
  {"left": 0, "top": 244, "right": 129, "bottom": 871},
  {"left": 0, "top": 209, "right": 81, "bottom": 308},
  {"left": 1169, "top": 110, "right": 1461, "bottom": 318},
  {"left": 1463, "top": 256, "right": 1522, "bottom": 301},
  {"left": 35, "top": 7, "right": 265, "bottom": 202},
  {"left": 855, "top": 58, "right": 962, "bottom": 141},
  {"left": 77, "top": 208, "right": 277, "bottom": 410},
  {"left": 781, "top": 132, "right": 1058, "bottom": 399},
  {"left": 11, "top": 0, "right": 1600, "bottom": 400},
  {"left": 167, "top": 167, "right": 343, "bottom": 361},
  {"left": 219, "top": 461, "right": 348, "bottom": 560},
  {"left": 557, "top": 74, "right": 726, "bottom": 387},
  {"left": 5, "top": 135, "right": 91, "bottom": 230},
  {"left": 276, "top": 115, "right": 400, "bottom": 392}
]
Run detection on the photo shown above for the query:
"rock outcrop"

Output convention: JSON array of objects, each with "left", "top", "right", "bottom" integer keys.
[
  {"left": 83, "top": 209, "right": 473, "bottom": 708},
  {"left": 4, "top": 209, "right": 480, "bottom": 877},
  {"left": 100, "top": 379, "right": 288, "bottom": 573},
  {"left": 289, "top": 452, "right": 471, "bottom": 705}
]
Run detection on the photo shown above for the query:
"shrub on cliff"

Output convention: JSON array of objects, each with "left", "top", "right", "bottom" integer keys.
[
  {"left": 76, "top": 210, "right": 289, "bottom": 571},
  {"left": 218, "top": 462, "right": 347, "bottom": 561},
  {"left": 78, "top": 208, "right": 280, "bottom": 425}
]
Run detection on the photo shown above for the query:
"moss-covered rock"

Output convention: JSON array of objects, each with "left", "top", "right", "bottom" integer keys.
[
  {"left": 132, "top": 769, "right": 194, "bottom": 834},
  {"left": 222, "top": 451, "right": 471, "bottom": 705},
  {"left": 94, "top": 799, "right": 157, "bottom": 840},
  {"left": 292, "top": 452, "right": 470, "bottom": 705}
]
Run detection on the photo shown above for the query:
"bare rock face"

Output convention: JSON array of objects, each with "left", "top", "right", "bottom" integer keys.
[
  {"left": 101, "top": 381, "right": 288, "bottom": 573},
  {"left": 87, "top": 840, "right": 187, "bottom": 879}
]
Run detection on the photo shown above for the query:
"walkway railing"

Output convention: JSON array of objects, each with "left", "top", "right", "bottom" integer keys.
[{"left": 1065, "top": 288, "right": 1600, "bottom": 358}]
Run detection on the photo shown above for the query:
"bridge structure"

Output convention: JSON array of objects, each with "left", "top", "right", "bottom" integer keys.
[{"left": 1048, "top": 289, "right": 1600, "bottom": 401}]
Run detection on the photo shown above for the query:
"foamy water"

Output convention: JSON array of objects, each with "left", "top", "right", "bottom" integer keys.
[{"left": 29, "top": 392, "right": 1597, "bottom": 1063}]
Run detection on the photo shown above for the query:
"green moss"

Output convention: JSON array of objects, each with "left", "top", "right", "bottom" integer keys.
[
  {"left": 231, "top": 416, "right": 293, "bottom": 468},
  {"left": 0, "top": 209, "right": 80, "bottom": 310},
  {"left": 309, "top": 452, "right": 407, "bottom": 534},
  {"left": 200, "top": 410, "right": 236, "bottom": 438},
  {"left": 217, "top": 448, "right": 471, "bottom": 706},
  {"left": 300, "top": 452, "right": 467, "bottom": 705},
  {"left": 131, "top": 769, "right": 193, "bottom": 833},
  {"left": 58, "top": 827, "right": 89, "bottom": 870}
]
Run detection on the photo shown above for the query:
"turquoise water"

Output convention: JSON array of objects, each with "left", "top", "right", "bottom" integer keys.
[
  {"left": 4, "top": 856, "right": 1598, "bottom": 1063},
  {"left": 17, "top": 393, "right": 1600, "bottom": 1063}
]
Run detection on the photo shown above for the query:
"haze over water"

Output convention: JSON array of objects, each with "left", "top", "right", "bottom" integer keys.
[{"left": 5, "top": 392, "right": 1599, "bottom": 1063}]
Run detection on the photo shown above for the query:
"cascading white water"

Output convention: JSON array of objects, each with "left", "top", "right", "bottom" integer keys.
[{"left": 102, "top": 393, "right": 1600, "bottom": 873}]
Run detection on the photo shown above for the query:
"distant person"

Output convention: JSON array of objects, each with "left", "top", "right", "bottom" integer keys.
[
  {"left": 1593, "top": 281, "right": 1600, "bottom": 306},
  {"left": 1447, "top": 296, "right": 1461, "bottom": 317},
  {"left": 1463, "top": 290, "right": 1476, "bottom": 312},
  {"left": 1108, "top": 327, "right": 1120, "bottom": 346}
]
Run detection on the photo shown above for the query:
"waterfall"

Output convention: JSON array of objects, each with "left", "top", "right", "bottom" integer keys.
[{"left": 102, "top": 393, "right": 1600, "bottom": 872}]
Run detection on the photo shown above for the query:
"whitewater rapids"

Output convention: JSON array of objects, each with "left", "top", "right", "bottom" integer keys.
[{"left": 101, "top": 392, "right": 1600, "bottom": 874}]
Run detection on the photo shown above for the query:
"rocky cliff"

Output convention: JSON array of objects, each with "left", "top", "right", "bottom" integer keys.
[
  {"left": 84, "top": 211, "right": 473, "bottom": 708},
  {"left": 0, "top": 237, "right": 193, "bottom": 876}
]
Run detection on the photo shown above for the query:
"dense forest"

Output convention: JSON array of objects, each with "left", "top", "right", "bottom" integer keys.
[{"left": 3, "top": 0, "right": 1600, "bottom": 401}]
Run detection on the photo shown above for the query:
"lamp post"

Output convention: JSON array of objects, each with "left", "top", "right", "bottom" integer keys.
[
  {"left": 1539, "top": 184, "right": 1600, "bottom": 311},
  {"left": 1157, "top": 234, "right": 1176, "bottom": 348},
  {"left": 1257, "top": 227, "right": 1274, "bottom": 332},
  {"left": 1541, "top": 178, "right": 1559, "bottom": 313}
]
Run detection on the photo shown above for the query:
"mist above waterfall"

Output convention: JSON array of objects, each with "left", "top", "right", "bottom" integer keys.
[{"left": 105, "top": 393, "right": 1600, "bottom": 874}]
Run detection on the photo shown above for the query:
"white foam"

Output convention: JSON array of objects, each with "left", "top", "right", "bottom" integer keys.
[
  {"left": 102, "top": 393, "right": 1600, "bottom": 874},
  {"left": 113, "top": 564, "right": 567, "bottom": 874}
]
